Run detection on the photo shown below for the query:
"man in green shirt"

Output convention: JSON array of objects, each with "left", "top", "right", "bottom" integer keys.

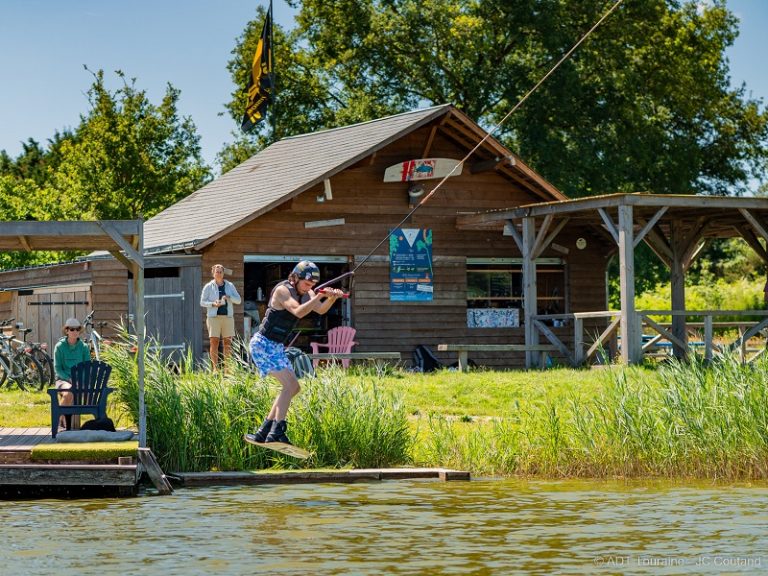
[{"left": 53, "top": 317, "right": 91, "bottom": 430}]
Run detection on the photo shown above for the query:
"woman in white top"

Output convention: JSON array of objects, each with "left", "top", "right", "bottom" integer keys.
[{"left": 200, "top": 264, "right": 242, "bottom": 370}]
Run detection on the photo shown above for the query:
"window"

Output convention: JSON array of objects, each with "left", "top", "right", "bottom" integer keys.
[{"left": 466, "top": 258, "right": 565, "bottom": 327}]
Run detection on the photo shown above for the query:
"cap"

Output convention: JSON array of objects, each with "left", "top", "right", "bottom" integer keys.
[{"left": 64, "top": 317, "right": 81, "bottom": 329}]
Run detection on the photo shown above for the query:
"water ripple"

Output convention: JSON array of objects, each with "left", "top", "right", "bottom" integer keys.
[{"left": 2, "top": 479, "right": 766, "bottom": 575}]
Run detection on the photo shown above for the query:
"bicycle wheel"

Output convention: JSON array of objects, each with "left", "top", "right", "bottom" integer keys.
[
  {"left": 31, "top": 348, "right": 55, "bottom": 389},
  {"left": 0, "top": 353, "right": 9, "bottom": 388},
  {"left": 11, "top": 351, "right": 44, "bottom": 391}
]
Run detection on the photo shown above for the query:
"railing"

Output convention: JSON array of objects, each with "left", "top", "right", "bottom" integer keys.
[
  {"left": 531, "top": 310, "right": 768, "bottom": 366},
  {"left": 638, "top": 310, "right": 768, "bottom": 363}
]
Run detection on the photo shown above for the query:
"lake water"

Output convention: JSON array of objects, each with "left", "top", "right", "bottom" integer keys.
[{"left": 2, "top": 478, "right": 766, "bottom": 575}]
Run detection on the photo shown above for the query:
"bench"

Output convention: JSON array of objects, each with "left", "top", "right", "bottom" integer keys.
[
  {"left": 308, "top": 352, "right": 402, "bottom": 367},
  {"left": 437, "top": 344, "right": 557, "bottom": 371}
]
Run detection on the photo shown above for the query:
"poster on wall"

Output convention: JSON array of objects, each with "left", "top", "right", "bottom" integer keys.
[{"left": 390, "top": 228, "right": 433, "bottom": 301}]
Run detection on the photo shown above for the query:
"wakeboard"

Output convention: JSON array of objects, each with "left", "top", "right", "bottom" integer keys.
[
  {"left": 243, "top": 435, "right": 311, "bottom": 459},
  {"left": 383, "top": 158, "right": 463, "bottom": 182}
]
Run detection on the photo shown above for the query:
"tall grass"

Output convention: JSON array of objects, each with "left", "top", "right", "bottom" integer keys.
[
  {"left": 103, "top": 342, "right": 412, "bottom": 472},
  {"left": 418, "top": 355, "right": 768, "bottom": 479}
]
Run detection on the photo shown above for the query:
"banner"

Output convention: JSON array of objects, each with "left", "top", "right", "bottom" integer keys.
[
  {"left": 390, "top": 228, "right": 433, "bottom": 301},
  {"left": 241, "top": 3, "right": 273, "bottom": 132}
]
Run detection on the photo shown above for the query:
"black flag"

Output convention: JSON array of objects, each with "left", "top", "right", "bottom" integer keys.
[{"left": 241, "top": 3, "right": 273, "bottom": 133}]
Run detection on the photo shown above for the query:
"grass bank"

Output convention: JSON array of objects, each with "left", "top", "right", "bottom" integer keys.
[{"left": 6, "top": 347, "right": 768, "bottom": 480}]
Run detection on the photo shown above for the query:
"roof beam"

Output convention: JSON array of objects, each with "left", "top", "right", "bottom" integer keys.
[
  {"left": 503, "top": 220, "right": 523, "bottom": 252},
  {"left": 18, "top": 235, "right": 32, "bottom": 251},
  {"left": 598, "top": 208, "right": 619, "bottom": 245},
  {"left": 421, "top": 126, "right": 437, "bottom": 158},
  {"left": 634, "top": 207, "right": 668, "bottom": 247},
  {"left": 736, "top": 226, "right": 768, "bottom": 265},
  {"left": 98, "top": 221, "right": 144, "bottom": 268}
]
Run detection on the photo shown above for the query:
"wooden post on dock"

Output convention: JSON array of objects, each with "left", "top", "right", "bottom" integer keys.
[{"left": 138, "top": 448, "right": 173, "bottom": 495}]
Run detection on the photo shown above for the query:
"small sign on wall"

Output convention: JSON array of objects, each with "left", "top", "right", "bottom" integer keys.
[
  {"left": 390, "top": 228, "right": 433, "bottom": 301},
  {"left": 467, "top": 308, "right": 519, "bottom": 328}
]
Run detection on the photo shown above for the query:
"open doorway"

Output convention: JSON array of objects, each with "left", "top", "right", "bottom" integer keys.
[{"left": 243, "top": 255, "right": 351, "bottom": 351}]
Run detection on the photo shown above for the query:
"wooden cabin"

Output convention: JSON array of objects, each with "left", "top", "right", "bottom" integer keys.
[{"left": 0, "top": 105, "right": 613, "bottom": 368}]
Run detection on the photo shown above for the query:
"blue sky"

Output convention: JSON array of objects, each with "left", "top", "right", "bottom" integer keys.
[{"left": 1, "top": 0, "right": 766, "bottom": 182}]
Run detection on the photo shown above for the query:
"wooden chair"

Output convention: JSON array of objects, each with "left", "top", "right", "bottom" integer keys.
[
  {"left": 309, "top": 326, "right": 358, "bottom": 368},
  {"left": 48, "top": 360, "right": 114, "bottom": 439}
]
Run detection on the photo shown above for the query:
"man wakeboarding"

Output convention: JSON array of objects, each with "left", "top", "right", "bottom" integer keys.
[{"left": 243, "top": 260, "right": 344, "bottom": 459}]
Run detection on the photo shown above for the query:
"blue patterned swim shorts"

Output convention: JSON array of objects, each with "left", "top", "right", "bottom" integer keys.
[{"left": 249, "top": 333, "right": 292, "bottom": 377}]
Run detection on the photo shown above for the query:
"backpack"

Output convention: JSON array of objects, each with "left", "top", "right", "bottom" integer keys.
[
  {"left": 81, "top": 417, "right": 116, "bottom": 432},
  {"left": 412, "top": 344, "right": 444, "bottom": 373},
  {"left": 285, "top": 347, "right": 315, "bottom": 379}
]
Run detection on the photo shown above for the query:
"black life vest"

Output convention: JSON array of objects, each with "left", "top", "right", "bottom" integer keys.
[{"left": 258, "top": 280, "right": 310, "bottom": 344}]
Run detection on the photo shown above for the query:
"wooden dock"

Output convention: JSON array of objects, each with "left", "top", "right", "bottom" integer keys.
[
  {"left": 174, "top": 468, "right": 470, "bottom": 487},
  {"left": 0, "top": 427, "right": 140, "bottom": 495},
  {"left": 2, "top": 428, "right": 470, "bottom": 495}
]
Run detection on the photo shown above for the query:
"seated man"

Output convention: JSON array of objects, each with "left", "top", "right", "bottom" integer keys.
[{"left": 53, "top": 317, "right": 91, "bottom": 431}]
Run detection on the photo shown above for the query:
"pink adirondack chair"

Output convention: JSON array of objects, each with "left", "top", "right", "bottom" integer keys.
[{"left": 309, "top": 326, "right": 358, "bottom": 368}]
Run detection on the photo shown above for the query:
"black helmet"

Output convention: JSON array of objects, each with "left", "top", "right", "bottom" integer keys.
[{"left": 291, "top": 260, "right": 320, "bottom": 282}]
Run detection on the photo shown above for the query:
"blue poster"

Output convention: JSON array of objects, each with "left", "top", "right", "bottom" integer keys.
[{"left": 390, "top": 228, "right": 433, "bottom": 301}]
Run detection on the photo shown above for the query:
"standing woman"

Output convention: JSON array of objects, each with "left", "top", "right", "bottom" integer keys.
[
  {"left": 245, "top": 261, "right": 343, "bottom": 446},
  {"left": 200, "top": 264, "right": 242, "bottom": 370},
  {"left": 53, "top": 317, "right": 91, "bottom": 430}
]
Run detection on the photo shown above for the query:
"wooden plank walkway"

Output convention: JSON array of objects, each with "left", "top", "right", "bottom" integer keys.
[
  {"left": 175, "top": 468, "right": 470, "bottom": 487},
  {"left": 0, "top": 427, "right": 53, "bottom": 463}
]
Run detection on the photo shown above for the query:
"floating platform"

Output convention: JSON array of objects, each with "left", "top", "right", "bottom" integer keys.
[{"left": 174, "top": 467, "right": 470, "bottom": 487}]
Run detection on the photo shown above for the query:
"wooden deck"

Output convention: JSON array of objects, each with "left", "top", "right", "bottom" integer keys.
[
  {"left": 0, "top": 427, "right": 139, "bottom": 492},
  {"left": 175, "top": 468, "right": 470, "bottom": 487},
  {"left": 0, "top": 427, "right": 54, "bottom": 462},
  {"left": 1, "top": 428, "right": 469, "bottom": 495}
]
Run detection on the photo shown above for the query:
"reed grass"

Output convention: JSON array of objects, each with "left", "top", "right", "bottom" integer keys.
[
  {"left": 102, "top": 342, "right": 412, "bottom": 472},
  {"left": 415, "top": 355, "right": 768, "bottom": 479},
  {"left": 9, "top": 337, "right": 768, "bottom": 479}
]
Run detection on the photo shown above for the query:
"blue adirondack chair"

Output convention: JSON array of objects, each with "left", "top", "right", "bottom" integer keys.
[{"left": 48, "top": 360, "right": 113, "bottom": 439}]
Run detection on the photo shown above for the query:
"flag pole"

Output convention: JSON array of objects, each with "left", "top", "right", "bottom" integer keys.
[{"left": 269, "top": 0, "right": 276, "bottom": 139}]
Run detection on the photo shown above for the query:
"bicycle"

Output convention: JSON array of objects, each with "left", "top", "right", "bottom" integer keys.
[
  {"left": 82, "top": 311, "right": 109, "bottom": 361},
  {"left": 14, "top": 325, "right": 55, "bottom": 389},
  {"left": 0, "top": 321, "right": 45, "bottom": 391}
]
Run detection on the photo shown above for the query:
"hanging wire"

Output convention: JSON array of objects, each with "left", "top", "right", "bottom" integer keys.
[{"left": 316, "top": 0, "right": 624, "bottom": 292}]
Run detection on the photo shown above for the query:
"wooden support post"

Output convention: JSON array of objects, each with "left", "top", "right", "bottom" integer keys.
[
  {"left": 138, "top": 448, "right": 173, "bottom": 495},
  {"left": 670, "top": 221, "right": 688, "bottom": 360},
  {"left": 704, "top": 315, "right": 713, "bottom": 362},
  {"left": 618, "top": 205, "right": 640, "bottom": 364},
  {"left": 573, "top": 317, "right": 584, "bottom": 366},
  {"left": 522, "top": 217, "right": 538, "bottom": 368},
  {"left": 457, "top": 350, "right": 469, "bottom": 372}
]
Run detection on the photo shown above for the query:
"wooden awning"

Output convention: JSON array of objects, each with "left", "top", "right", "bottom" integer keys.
[
  {"left": 0, "top": 220, "right": 147, "bottom": 447},
  {"left": 456, "top": 193, "right": 768, "bottom": 366}
]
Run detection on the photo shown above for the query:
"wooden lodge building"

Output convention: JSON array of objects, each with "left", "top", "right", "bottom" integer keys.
[{"left": 0, "top": 105, "right": 615, "bottom": 368}]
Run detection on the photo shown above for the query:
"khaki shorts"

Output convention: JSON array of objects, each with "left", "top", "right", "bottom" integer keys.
[{"left": 207, "top": 316, "right": 236, "bottom": 339}]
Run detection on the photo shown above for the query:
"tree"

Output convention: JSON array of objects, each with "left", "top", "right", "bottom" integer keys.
[
  {"left": 0, "top": 70, "right": 210, "bottom": 270},
  {"left": 50, "top": 69, "right": 211, "bottom": 220},
  {"left": 224, "top": 0, "right": 767, "bottom": 198},
  {"left": 0, "top": 132, "right": 74, "bottom": 186}
]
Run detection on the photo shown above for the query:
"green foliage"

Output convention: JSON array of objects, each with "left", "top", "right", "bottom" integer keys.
[
  {"left": 415, "top": 356, "right": 768, "bottom": 479},
  {"left": 101, "top": 340, "right": 412, "bottom": 472},
  {"left": 635, "top": 276, "right": 764, "bottom": 323},
  {"left": 0, "top": 70, "right": 211, "bottom": 270},
  {"left": 225, "top": 0, "right": 768, "bottom": 198},
  {"left": 10, "top": 355, "right": 768, "bottom": 478},
  {"left": 49, "top": 69, "right": 211, "bottom": 220}
]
